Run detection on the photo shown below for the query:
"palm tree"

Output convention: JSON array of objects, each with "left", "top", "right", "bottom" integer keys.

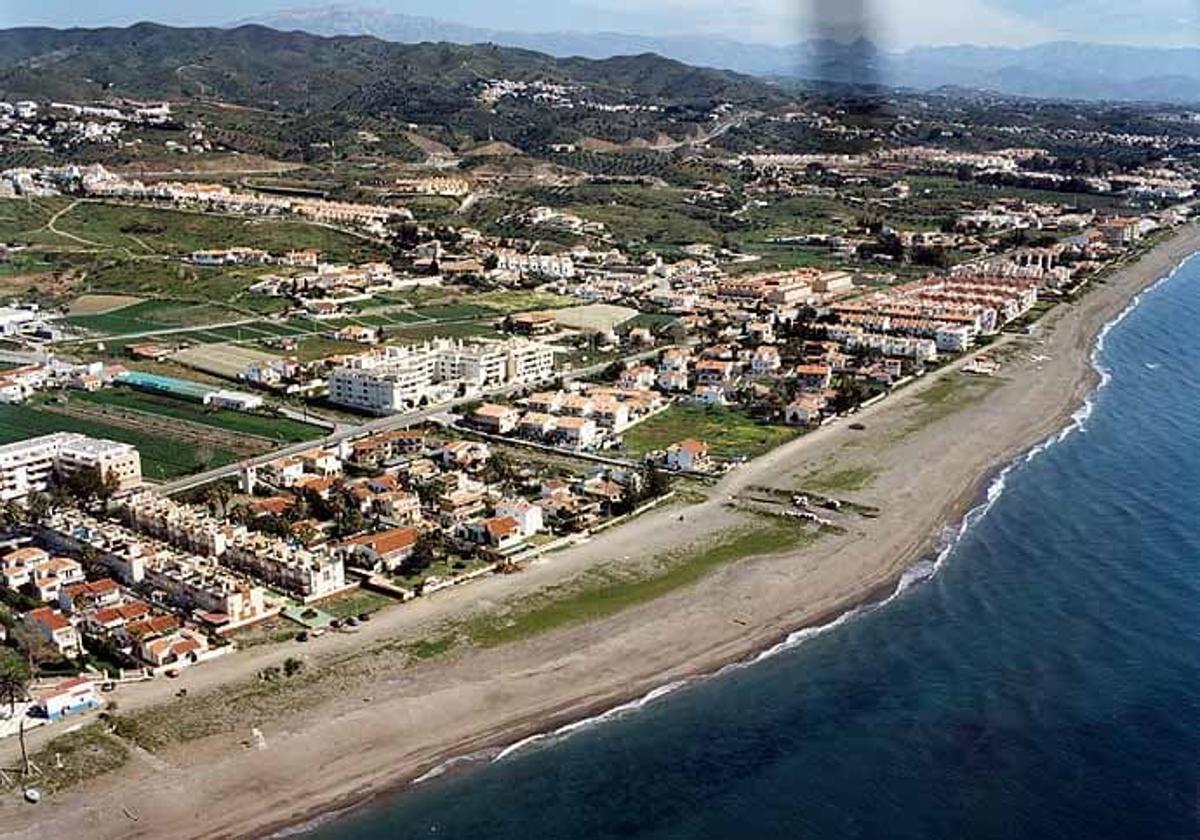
[{"left": 0, "top": 651, "right": 31, "bottom": 714}]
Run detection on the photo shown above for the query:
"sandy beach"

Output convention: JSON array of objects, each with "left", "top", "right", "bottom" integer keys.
[{"left": 2, "top": 224, "right": 1197, "bottom": 840}]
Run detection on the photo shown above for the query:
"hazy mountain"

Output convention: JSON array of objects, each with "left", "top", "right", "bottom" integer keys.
[
  {"left": 242, "top": 5, "right": 1200, "bottom": 103},
  {"left": 240, "top": 5, "right": 810, "bottom": 76}
]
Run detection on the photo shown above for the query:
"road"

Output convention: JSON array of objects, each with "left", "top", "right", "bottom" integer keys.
[{"left": 154, "top": 346, "right": 661, "bottom": 495}]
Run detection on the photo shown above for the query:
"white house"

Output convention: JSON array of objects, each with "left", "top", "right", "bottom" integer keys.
[
  {"left": 495, "top": 498, "right": 545, "bottom": 538},
  {"left": 36, "top": 676, "right": 100, "bottom": 721}
]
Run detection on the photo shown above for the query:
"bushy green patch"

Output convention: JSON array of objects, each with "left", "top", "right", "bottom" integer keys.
[{"left": 6, "top": 725, "right": 130, "bottom": 794}]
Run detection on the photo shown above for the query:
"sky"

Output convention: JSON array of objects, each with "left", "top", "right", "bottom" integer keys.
[{"left": 0, "top": 0, "right": 1198, "bottom": 49}]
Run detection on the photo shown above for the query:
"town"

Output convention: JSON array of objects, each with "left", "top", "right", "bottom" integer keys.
[{"left": 0, "top": 57, "right": 1197, "bottom": 800}]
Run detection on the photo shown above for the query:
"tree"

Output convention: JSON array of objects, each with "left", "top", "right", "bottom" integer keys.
[
  {"left": 26, "top": 493, "right": 51, "bottom": 527},
  {"left": 0, "top": 649, "right": 31, "bottom": 714},
  {"left": 483, "top": 450, "right": 515, "bottom": 486},
  {"left": 12, "top": 623, "right": 58, "bottom": 670},
  {"left": 641, "top": 466, "right": 671, "bottom": 502},
  {"left": 400, "top": 532, "right": 438, "bottom": 577}
]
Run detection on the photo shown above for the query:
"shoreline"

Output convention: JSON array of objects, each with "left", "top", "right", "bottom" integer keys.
[
  {"left": 3, "top": 225, "right": 1198, "bottom": 840},
  {"left": 249, "top": 230, "right": 1200, "bottom": 840}
]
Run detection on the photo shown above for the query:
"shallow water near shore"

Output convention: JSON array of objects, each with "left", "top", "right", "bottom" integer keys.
[{"left": 304, "top": 256, "right": 1200, "bottom": 840}]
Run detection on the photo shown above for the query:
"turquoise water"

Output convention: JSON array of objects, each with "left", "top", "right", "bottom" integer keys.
[{"left": 305, "top": 256, "right": 1200, "bottom": 840}]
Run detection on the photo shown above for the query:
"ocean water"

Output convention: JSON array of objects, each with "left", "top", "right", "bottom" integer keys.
[{"left": 305, "top": 256, "right": 1200, "bottom": 840}]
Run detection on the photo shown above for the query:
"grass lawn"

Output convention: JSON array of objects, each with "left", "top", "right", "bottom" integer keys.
[
  {"left": 621, "top": 405, "right": 798, "bottom": 460},
  {"left": 73, "top": 389, "right": 324, "bottom": 443},
  {"left": 318, "top": 589, "right": 399, "bottom": 620},
  {"left": 287, "top": 336, "right": 368, "bottom": 362},
  {"left": 0, "top": 402, "right": 239, "bottom": 479}
]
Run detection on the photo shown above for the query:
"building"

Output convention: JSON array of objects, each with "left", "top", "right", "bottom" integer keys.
[
  {"left": 508, "top": 312, "right": 558, "bottom": 336},
  {"left": 25, "top": 606, "right": 81, "bottom": 657},
  {"left": 495, "top": 498, "right": 545, "bottom": 538},
  {"left": 35, "top": 676, "right": 100, "bottom": 721},
  {"left": 665, "top": 439, "right": 711, "bottom": 472},
  {"left": 471, "top": 404, "right": 520, "bottom": 434},
  {"left": 329, "top": 339, "right": 555, "bottom": 415},
  {"left": 0, "top": 433, "right": 141, "bottom": 502},
  {"left": 222, "top": 533, "right": 347, "bottom": 603},
  {"left": 335, "top": 527, "right": 419, "bottom": 573},
  {"left": 785, "top": 394, "right": 828, "bottom": 426}
]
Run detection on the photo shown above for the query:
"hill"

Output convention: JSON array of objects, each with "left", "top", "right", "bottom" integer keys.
[
  {"left": 239, "top": 6, "right": 1200, "bottom": 104},
  {"left": 0, "top": 22, "right": 787, "bottom": 114}
]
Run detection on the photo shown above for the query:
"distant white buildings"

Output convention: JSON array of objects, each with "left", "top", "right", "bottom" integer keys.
[{"left": 493, "top": 249, "right": 576, "bottom": 279}]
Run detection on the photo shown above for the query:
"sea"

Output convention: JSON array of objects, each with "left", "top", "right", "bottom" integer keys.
[{"left": 302, "top": 254, "right": 1200, "bottom": 840}]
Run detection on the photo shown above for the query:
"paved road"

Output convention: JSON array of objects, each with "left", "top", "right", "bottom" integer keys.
[{"left": 154, "top": 347, "right": 661, "bottom": 495}]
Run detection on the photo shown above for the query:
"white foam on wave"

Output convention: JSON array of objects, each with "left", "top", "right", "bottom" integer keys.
[
  {"left": 400, "top": 252, "right": 1196, "bottom": 794},
  {"left": 491, "top": 680, "right": 688, "bottom": 763}
]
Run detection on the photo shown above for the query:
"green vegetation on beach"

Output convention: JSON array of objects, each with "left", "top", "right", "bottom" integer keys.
[{"left": 462, "top": 520, "right": 821, "bottom": 648}]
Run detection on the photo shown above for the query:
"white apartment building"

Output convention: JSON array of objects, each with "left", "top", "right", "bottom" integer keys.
[
  {"left": 222, "top": 533, "right": 347, "bottom": 603},
  {"left": 329, "top": 339, "right": 556, "bottom": 415},
  {"left": 493, "top": 250, "right": 577, "bottom": 279},
  {"left": 0, "top": 433, "right": 141, "bottom": 502}
]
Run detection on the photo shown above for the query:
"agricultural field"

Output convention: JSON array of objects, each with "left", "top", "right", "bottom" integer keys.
[
  {"left": 0, "top": 402, "right": 240, "bottom": 479},
  {"left": 64, "top": 298, "right": 246, "bottom": 336},
  {"left": 410, "top": 303, "right": 499, "bottom": 322},
  {"left": 621, "top": 405, "right": 799, "bottom": 460},
  {"left": 171, "top": 343, "right": 281, "bottom": 379},
  {"left": 72, "top": 389, "right": 325, "bottom": 444},
  {"left": 471, "top": 290, "right": 578, "bottom": 314},
  {"left": 45, "top": 201, "right": 388, "bottom": 262}
]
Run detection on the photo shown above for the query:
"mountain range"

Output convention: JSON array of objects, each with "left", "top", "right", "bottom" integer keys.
[{"left": 241, "top": 5, "right": 1200, "bottom": 104}]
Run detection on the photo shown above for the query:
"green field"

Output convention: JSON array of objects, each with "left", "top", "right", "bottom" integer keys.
[
  {"left": 622, "top": 405, "right": 798, "bottom": 460},
  {"left": 49, "top": 201, "right": 387, "bottom": 262},
  {"left": 411, "top": 303, "right": 498, "bottom": 322},
  {"left": 473, "top": 290, "right": 577, "bottom": 313},
  {"left": 73, "top": 389, "right": 324, "bottom": 443},
  {"left": 65, "top": 298, "right": 245, "bottom": 336},
  {"left": 0, "top": 196, "right": 74, "bottom": 247},
  {"left": 0, "top": 403, "right": 239, "bottom": 479}
]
